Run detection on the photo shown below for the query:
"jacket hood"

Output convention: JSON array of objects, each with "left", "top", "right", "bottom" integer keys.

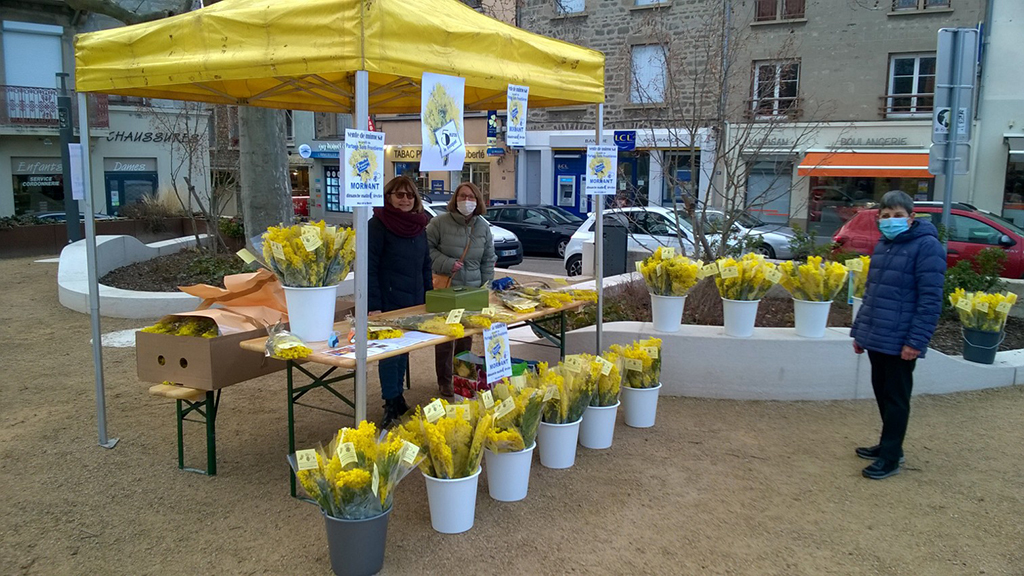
[{"left": 886, "top": 218, "right": 939, "bottom": 244}]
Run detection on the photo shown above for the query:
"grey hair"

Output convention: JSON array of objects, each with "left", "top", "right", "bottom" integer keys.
[{"left": 879, "top": 190, "right": 914, "bottom": 214}]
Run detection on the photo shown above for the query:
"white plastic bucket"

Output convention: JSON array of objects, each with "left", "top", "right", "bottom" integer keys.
[
  {"left": 283, "top": 284, "right": 338, "bottom": 342},
  {"left": 579, "top": 402, "right": 619, "bottom": 450},
  {"left": 621, "top": 383, "right": 661, "bottom": 428},
  {"left": 722, "top": 298, "right": 760, "bottom": 338},
  {"left": 651, "top": 294, "right": 686, "bottom": 333},
  {"left": 422, "top": 467, "right": 481, "bottom": 534},
  {"left": 852, "top": 297, "right": 863, "bottom": 322},
  {"left": 483, "top": 443, "right": 535, "bottom": 502},
  {"left": 793, "top": 299, "right": 832, "bottom": 338},
  {"left": 537, "top": 419, "right": 582, "bottom": 469}
]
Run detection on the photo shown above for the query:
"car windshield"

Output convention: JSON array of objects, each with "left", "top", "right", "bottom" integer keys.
[
  {"left": 546, "top": 206, "right": 584, "bottom": 224},
  {"left": 733, "top": 212, "right": 764, "bottom": 228},
  {"left": 980, "top": 211, "right": 1024, "bottom": 236}
]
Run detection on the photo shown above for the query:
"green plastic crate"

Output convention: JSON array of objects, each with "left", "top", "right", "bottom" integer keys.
[{"left": 425, "top": 286, "right": 491, "bottom": 313}]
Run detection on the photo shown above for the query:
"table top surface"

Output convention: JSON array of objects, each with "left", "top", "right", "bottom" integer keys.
[{"left": 239, "top": 294, "right": 586, "bottom": 369}]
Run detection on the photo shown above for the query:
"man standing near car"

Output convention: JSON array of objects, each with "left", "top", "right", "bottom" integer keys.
[{"left": 850, "top": 190, "right": 946, "bottom": 480}]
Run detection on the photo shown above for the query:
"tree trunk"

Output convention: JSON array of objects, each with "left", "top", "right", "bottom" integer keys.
[{"left": 239, "top": 107, "right": 292, "bottom": 242}]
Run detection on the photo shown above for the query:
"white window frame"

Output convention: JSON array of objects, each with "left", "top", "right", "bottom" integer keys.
[
  {"left": 892, "top": 0, "right": 950, "bottom": 11},
  {"left": 751, "top": 60, "right": 800, "bottom": 118},
  {"left": 886, "top": 52, "right": 936, "bottom": 118},
  {"left": 630, "top": 44, "right": 667, "bottom": 105},
  {"left": 556, "top": 0, "right": 584, "bottom": 14}
]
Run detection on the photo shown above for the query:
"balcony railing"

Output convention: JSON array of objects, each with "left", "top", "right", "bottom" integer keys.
[
  {"left": 0, "top": 85, "right": 109, "bottom": 129},
  {"left": 880, "top": 93, "right": 933, "bottom": 118},
  {"left": 744, "top": 97, "right": 802, "bottom": 120}
]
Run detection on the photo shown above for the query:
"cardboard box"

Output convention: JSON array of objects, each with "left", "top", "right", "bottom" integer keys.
[
  {"left": 425, "top": 286, "right": 490, "bottom": 313},
  {"left": 136, "top": 299, "right": 354, "bottom": 391},
  {"left": 451, "top": 352, "right": 533, "bottom": 399}
]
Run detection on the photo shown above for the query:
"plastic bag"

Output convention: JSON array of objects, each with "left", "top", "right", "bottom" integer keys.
[{"left": 265, "top": 323, "right": 312, "bottom": 360}]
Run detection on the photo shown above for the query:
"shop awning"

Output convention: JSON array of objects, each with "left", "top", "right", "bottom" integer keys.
[
  {"left": 1007, "top": 137, "right": 1024, "bottom": 157},
  {"left": 797, "top": 152, "right": 933, "bottom": 178}
]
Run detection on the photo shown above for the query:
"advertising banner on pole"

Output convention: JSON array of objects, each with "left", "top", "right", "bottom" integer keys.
[
  {"left": 68, "top": 143, "right": 85, "bottom": 201},
  {"left": 420, "top": 72, "right": 466, "bottom": 171},
  {"left": 506, "top": 84, "right": 529, "bottom": 148},
  {"left": 585, "top": 145, "right": 618, "bottom": 196},
  {"left": 483, "top": 323, "right": 512, "bottom": 384},
  {"left": 342, "top": 129, "right": 385, "bottom": 206}
]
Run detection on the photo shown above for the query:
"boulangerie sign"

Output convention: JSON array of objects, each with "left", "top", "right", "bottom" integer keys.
[{"left": 420, "top": 72, "right": 466, "bottom": 171}]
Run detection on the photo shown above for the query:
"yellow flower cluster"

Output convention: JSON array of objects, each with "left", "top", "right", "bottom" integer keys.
[
  {"left": 274, "top": 344, "right": 312, "bottom": 360},
  {"left": 778, "top": 256, "right": 848, "bottom": 302},
  {"left": 567, "top": 289, "right": 598, "bottom": 303},
  {"left": 266, "top": 330, "right": 313, "bottom": 360},
  {"left": 610, "top": 338, "right": 662, "bottom": 389},
  {"left": 293, "top": 420, "right": 422, "bottom": 520},
  {"left": 394, "top": 399, "right": 492, "bottom": 479},
  {"left": 850, "top": 256, "right": 871, "bottom": 299},
  {"left": 593, "top": 350, "right": 623, "bottom": 407},
  {"left": 417, "top": 316, "right": 465, "bottom": 338},
  {"left": 261, "top": 220, "right": 355, "bottom": 288},
  {"left": 423, "top": 83, "right": 461, "bottom": 149},
  {"left": 638, "top": 247, "right": 699, "bottom": 297},
  {"left": 533, "top": 360, "right": 596, "bottom": 424},
  {"left": 483, "top": 382, "right": 544, "bottom": 453},
  {"left": 368, "top": 327, "right": 403, "bottom": 340},
  {"left": 715, "top": 253, "right": 779, "bottom": 301},
  {"left": 141, "top": 317, "right": 219, "bottom": 338},
  {"left": 949, "top": 288, "right": 1017, "bottom": 332}
]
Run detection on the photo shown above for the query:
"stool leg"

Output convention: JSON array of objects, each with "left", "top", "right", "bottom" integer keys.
[
  {"left": 176, "top": 399, "right": 185, "bottom": 470},
  {"left": 405, "top": 357, "right": 411, "bottom": 390},
  {"left": 205, "top": 391, "right": 217, "bottom": 476}
]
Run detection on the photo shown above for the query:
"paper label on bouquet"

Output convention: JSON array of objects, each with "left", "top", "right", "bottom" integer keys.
[
  {"left": 543, "top": 386, "right": 557, "bottom": 402},
  {"left": 301, "top": 226, "right": 323, "bottom": 251},
  {"left": 445, "top": 405, "right": 458, "bottom": 420},
  {"left": 661, "top": 247, "right": 675, "bottom": 259},
  {"left": 564, "top": 357, "right": 581, "bottom": 373},
  {"left": 720, "top": 265, "right": 739, "bottom": 279},
  {"left": 635, "top": 261, "right": 642, "bottom": 273},
  {"left": 495, "top": 397, "right": 516, "bottom": 420},
  {"left": 482, "top": 307, "right": 496, "bottom": 317},
  {"left": 956, "top": 298, "right": 973, "bottom": 312},
  {"left": 845, "top": 258, "right": 863, "bottom": 272},
  {"left": 643, "top": 346, "right": 659, "bottom": 359},
  {"left": 655, "top": 263, "right": 663, "bottom": 276},
  {"left": 236, "top": 248, "right": 257, "bottom": 264},
  {"left": 371, "top": 463, "right": 380, "bottom": 496},
  {"left": 494, "top": 382, "right": 510, "bottom": 400},
  {"left": 446, "top": 309, "right": 464, "bottom": 324},
  {"left": 997, "top": 302, "right": 1012, "bottom": 314},
  {"left": 336, "top": 442, "right": 357, "bottom": 467},
  {"left": 510, "top": 375, "right": 527, "bottom": 391},
  {"left": 480, "top": 390, "right": 495, "bottom": 409},
  {"left": 765, "top": 268, "right": 783, "bottom": 284},
  {"left": 701, "top": 262, "right": 719, "bottom": 277},
  {"left": 295, "top": 449, "right": 319, "bottom": 471},
  {"left": 598, "top": 357, "right": 613, "bottom": 376},
  {"left": 400, "top": 441, "right": 420, "bottom": 465},
  {"left": 625, "top": 358, "right": 643, "bottom": 372},
  {"left": 976, "top": 301, "right": 989, "bottom": 313},
  {"left": 1007, "top": 293, "right": 1018, "bottom": 305},
  {"left": 423, "top": 399, "right": 445, "bottom": 423},
  {"left": 457, "top": 405, "right": 471, "bottom": 421},
  {"left": 326, "top": 225, "right": 336, "bottom": 236},
  {"left": 270, "top": 241, "right": 286, "bottom": 261}
]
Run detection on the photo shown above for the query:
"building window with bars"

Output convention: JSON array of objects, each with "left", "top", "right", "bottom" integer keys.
[
  {"left": 755, "top": 0, "right": 805, "bottom": 21},
  {"left": 885, "top": 53, "right": 935, "bottom": 117},
  {"left": 751, "top": 60, "right": 800, "bottom": 118},
  {"left": 556, "top": 0, "right": 584, "bottom": 14},
  {"left": 892, "top": 0, "right": 950, "bottom": 11}
]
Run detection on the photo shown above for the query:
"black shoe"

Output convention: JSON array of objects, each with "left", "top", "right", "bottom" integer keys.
[
  {"left": 862, "top": 458, "right": 901, "bottom": 480},
  {"left": 855, "top": 445, "right": 906, "bottom": 464},
  {"left": 379, "top": 395, "right": 408, "bottom": 429}
]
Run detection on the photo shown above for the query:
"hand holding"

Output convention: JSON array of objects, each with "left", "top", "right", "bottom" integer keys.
[
  {"left": 853, "top": 342, "right": 864, "bottom": 354},
  {"left": 901, "top": 345, "right": 920, "bottom": 361},
  {"left": 451, "top": 260, "right": 464, "bottom": 273}
]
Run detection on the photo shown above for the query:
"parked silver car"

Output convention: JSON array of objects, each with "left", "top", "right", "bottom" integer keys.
[{"left": 678, "top": 209, "right": 796, "bottom": 259}]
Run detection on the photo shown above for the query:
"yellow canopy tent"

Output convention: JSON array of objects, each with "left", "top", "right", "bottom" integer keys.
[{"left": 73, "top": 0, "right": 606, "bottom": 439}]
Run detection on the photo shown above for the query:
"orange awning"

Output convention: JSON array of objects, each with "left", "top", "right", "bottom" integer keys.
[{"left": 798, "top": 152, "right": 933, "bottom": 178}]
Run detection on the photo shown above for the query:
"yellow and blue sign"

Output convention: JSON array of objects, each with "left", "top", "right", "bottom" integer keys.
[{"left": 614, "top": 130, "right": 636, "bottom": 151}]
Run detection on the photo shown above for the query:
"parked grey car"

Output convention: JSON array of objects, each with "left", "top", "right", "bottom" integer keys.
[{"left": 678, "top": 209, "right": 796, "bottom": 259}]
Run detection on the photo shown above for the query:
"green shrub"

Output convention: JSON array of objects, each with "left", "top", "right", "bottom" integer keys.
[
  {"left": 942, "top": 247, "right": 1006, "bottom": 311},
  {"left": 219, "top": 216, "right": 245, "bottom": 240}
]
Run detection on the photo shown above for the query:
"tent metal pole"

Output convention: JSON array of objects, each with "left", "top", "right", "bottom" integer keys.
[
  {"left": 79, "top": 93, "right": 117, "bottom": 449},
  {"left": 353, "top": 70, "right": 369, "bottom": 423},
  {"left": 594, "top": 103, "right": 604, "bottom": 354}
]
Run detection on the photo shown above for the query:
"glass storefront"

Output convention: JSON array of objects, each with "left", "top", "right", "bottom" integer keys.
[
  {"left": 1002, "top": 156, "right": 1024, "bottom": 228},
  {"left": 659, "top": 150, "right": 699, "bottom": 209},
  {"left": 394, "top": 162, "right": 429, "bottom": 192},
  {"left": 11, "top": 157, "right": 63, "bottom": 215},
  {"left": 807, "top": 175, "right": 934, "bottom": 236},
  {"left": 455, "top": 162, "right": 490, "bottom": 198}
]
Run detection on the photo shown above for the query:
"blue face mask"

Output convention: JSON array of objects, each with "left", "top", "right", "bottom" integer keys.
[{"left": 878, "top": 217, "right": 910, "bottom": 240}]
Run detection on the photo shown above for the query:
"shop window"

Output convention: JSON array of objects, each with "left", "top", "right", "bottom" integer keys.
[
  {"left": 12, "top": 173, "right": 63, "bottom": 215},
  {"left": 885, "top": 53, "right": 935, "bottom": 117},
  {"left": 751, "top": 60, "right": 800, "bottom": 118},
  {"left": 630, "top": 45, "right": 667, "bottom": 104},
  {"left": 556, "top": 0, "right": 584, "bottom": 14},
  {"left": 892, "top": 0, "right": 950, "bottom": 11},
  {"left": 807, "top": 176, "right": 932, "bottom": 236},
  {"left": 394, "top": 162, "right": 429, "bottom": 192},
  {"left": 456, "top": 163, "right": 490, "bottom": 198},
  {"left": 755, "top": 0, "right": 805, "bottom": 21},
  {"left": 661, "top": 151, "right": 700, "bottom": 206},
  {"left": 1003, "top": 156, "right": 1024, "bottom": 227},
  {"left": 324, "top": 165, "right": 342, "bottom": 212}
]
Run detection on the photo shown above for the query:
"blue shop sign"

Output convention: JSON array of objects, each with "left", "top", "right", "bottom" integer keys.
[{"left": 614, "top": 130, "right": 636, "bottom": 151}]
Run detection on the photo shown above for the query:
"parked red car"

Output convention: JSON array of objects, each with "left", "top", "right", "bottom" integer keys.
[{"left": 833, "top": 202, "right": 1024, "bottom": 279}]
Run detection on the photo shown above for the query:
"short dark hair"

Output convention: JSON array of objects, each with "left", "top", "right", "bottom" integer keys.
[
  {"left": 383, "top": 176, "right": 424, "bottom": 213},
  {"left": 879, "top": 190, "right": 914, "bottom": 214}
]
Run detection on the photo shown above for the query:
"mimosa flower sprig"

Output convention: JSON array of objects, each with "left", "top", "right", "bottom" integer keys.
[
  {"left": 949, "top": 289, "right": 1017, "bottom": 332},
  {"left": 638, "top": 246, "right": 700, "bottom": 297},
  {"left": 484, "top": 382, "right": 544, "bottom": 453},
  {"left": 261, "top": 221, "right": 355, "bottom": 287},
  {"left": 394, "top": 398, "right": 492, "bottom": 479},
  {"left": 778, "top": 256, "right": 849, "bottom": 302},
  {"left": 715, "top": 253, "right": 780, "bottom": 301},
  {"left": 611, "top": 338, "right": 662, "bottom": 389}
]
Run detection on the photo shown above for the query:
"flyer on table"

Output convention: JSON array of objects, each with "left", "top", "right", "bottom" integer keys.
[
  {"left": 585, "top": 145, "right": 618, "bottom": 196},
  {"left": 506, "top": 84, "right": 529, "bottom": 148},
  {"left": 342, "top": 129, "right": 385, "bottom": 207},
  {"left": 420, "top": 72, "right": 466, "bottom": 171},
  {"left": 483, "top": 323, "right": 512, "bottom": 384}
]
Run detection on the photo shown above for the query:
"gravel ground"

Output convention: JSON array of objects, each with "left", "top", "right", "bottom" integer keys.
[{"left": 2, "top": 256, "right": 1024, "bottom": 575}]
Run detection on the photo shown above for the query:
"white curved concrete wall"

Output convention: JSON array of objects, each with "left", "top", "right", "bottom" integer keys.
[{"left": 561, "top": 322, "right": 1024, "bottom": 401}]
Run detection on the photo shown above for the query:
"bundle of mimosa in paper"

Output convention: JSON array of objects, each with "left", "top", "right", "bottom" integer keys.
[
  {"left": 290, "top": 421, "right": 424, "bottom": 519},
  {"left": 949, "top": 289, "right": 1018, "bottom": 332},
  {"left": 637, "top": 246, "right": 700, "bottom": 297},
  {"left": 532, "top": 360, "right": 596, "bottom": 424},
  {"left": 261, "top": 221, "right": 356, "bottom": 287},
  {"left": 846, "top": 255, "right": 871, "bottom": 299},
  {"left": 714, "top": 253, "right": 781, "bottom": 301},
  {"left": 482, "top": 379, "right": 544, "bottom": 452},
  {"left": 611, "top": 338, "right": 663, "bottom": 389},
  {"left": 778, "top": 256, "right": 849, "bottom": 301},
  {"left": 394, "top": 398, "right": 493, "bottom": 479}
]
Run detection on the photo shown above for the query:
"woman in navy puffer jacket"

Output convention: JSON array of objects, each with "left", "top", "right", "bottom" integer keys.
[{"left": 850, "top": 190, "right": 946, "bottom": 480}]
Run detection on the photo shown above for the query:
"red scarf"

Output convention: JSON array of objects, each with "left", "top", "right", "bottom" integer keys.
[{"left": 374, "top": 202, "right": 429, "bottom": 238}]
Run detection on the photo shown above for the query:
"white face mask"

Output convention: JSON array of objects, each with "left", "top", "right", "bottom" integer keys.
[{"left": 457, "top": 200, "right": 477, "bottom": 216}]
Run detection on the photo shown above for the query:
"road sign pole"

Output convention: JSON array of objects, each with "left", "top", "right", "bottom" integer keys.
[{"left": 940, "top": 30, "right": 963, "bottom": 248}]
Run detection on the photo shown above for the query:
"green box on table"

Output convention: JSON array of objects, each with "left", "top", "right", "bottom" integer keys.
[{"left": 425, "top": 286, "right": 490, "bottom": 313}]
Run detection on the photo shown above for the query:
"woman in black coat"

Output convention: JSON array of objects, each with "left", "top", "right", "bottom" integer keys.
[{"left": 368, "top": 176, "right": 432, "bottom": 427}]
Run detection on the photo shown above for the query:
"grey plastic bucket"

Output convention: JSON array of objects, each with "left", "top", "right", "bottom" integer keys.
[
  {"left": 962, "top": 328, "right": 1003, "bottom": 365},
  {"left": 323, "top": 507, "right": 391, "bottom": 576}
]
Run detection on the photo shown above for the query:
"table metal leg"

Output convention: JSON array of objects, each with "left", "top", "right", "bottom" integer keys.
[
  {"left": 287, "top": 360, "right": 356, "bottom": 499},
  {"left": 176, "top": 390, "right": 220, "bottom": 476},
  {"left": 288, "top": 361, "right": 297, "bottom": 498},
  {"left": 560, "top": 310, "right": 567, "bottom": 360},
  {"left": 176, "top": 400, "right": 185, "bottom": 470},
  {"left": 205, "top": 391, "right": 218, "bottom": 476}
]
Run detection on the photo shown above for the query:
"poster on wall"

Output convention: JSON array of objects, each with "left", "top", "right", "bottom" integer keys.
[
  {"left": 506, "top": 84, "right": 529, "bottom": 148},
  {"left": 420, "top": 72, "right": 466, "bottom": 171},
  {"left": 584, "top": 145, "right": 618, "bottom": 196},
  {"left": 342, "top": 128, "right": 385, "bottom": 207}
]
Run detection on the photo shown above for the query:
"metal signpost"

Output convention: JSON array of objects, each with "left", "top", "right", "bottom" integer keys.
[
  {"left": 58, "top": 73, "right": 82, "bottom": 242},
  {"left": 929, "top": 27, "right": 979, "bottom": 245}
]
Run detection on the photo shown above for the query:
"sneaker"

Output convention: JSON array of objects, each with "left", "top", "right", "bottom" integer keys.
[
  {"left": 855, "top": 445, "right": 906, "bottom": 464},
  {"left": 862, "top": 458, "right": 901, "bottom": 480},
  {"left": 438, "top": 381, "right": 455, "bottom": 399},
  {"left": 379, "top": 395, "right": 408, "bottom": 429}
]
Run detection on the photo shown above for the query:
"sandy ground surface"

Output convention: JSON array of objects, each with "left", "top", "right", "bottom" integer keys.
[{"left": 2, "top": 255, "right": 1023, "bottom": 576}]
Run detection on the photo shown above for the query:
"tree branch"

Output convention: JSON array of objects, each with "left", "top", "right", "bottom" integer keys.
[{"left": 65, "top": 0, "right": 193, "bottom": 25}]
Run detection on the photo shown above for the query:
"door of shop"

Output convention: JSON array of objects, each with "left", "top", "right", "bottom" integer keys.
[
  {"left": 104, "top": 173, "right": 158, "bottom": 215},
  {"left": 746, "top": 162, "right": 792, "bottom": 224},
  {"left": 617, "top": 152, "right": 649, "bottom": 205}
]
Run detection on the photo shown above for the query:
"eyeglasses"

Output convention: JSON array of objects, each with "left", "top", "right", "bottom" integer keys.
[{"left": 389, "top": 191, "right": 416, "bottom": 199}]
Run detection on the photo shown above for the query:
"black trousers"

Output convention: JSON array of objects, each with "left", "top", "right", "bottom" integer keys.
[{"left": 867, "top": 350, "right": 916, "bottom": 462}]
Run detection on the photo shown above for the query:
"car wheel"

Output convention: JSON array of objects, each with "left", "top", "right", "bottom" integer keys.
[
  {"left": 557, "top": 238, "right": 568, "bottom": 258},
  {"left": 755, "top": 243, "right": 776, "bottom": 259},
  {"left": 566, "top": 254, "right": 583, "bottom": 277}
]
